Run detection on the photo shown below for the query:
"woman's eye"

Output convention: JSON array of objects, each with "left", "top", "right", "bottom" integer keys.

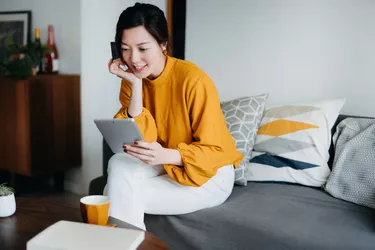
[
  {"left": 122, "top": 48, "right": 129, "bottom": 51},
  {"left": 139, "top": 48, "right": 148, "bottom": 52}
]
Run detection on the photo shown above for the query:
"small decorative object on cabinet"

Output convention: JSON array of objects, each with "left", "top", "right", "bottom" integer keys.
[
  {"left": 0, "top": 74, "right": 81, "bottom": 191},
  {"left": 0, "top": 183, "right": 16, "bottom": 217},
  {"left": 42, "top": 24, "right": 59, "bottom": 74},
  {"left": 0, "top": 35, "right": 51, "bottom": 77}
]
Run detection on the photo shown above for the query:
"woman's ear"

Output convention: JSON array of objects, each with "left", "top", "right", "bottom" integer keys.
[{"left": 161, "top": 42, "right": 168, "bottom": 53}]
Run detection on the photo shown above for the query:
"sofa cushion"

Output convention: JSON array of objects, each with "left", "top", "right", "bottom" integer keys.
[
  {"left": 247, "top": 98, "right": 345, "bottom": 187},
  {"left": 324, "top": 117, "right": 375, "bottom": 209},
  {"left": 220, "top": 93, "right": 268, "bottom": 186},
  {"left": 144, "top": 182, "right": 375, "bottom": 250}
]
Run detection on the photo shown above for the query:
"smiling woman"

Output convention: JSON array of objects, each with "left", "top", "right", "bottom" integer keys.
[
  {"left": 105, "top": 2, "right": 243, "bottom": 231},
  {"left": 117, "top": 25, "right": 167, "bottom": 80}
]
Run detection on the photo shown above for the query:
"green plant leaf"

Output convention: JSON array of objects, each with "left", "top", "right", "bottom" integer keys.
[
  {"left": 0, "top": 35, "right": 52, "bottom": 76},
  {"left": 0, "top": 183, "right": 15, "bottom": 196}
]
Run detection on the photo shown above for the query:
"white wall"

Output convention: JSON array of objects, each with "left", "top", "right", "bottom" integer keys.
[
  {"left": 65, "top": 0, "right": 167, "bottom": 194},
  {"left": 186, "top": 0, "right": 375, "bottom": 117},
  {"left": 0, "top": 0, "right": 81, "bottom": 74}
]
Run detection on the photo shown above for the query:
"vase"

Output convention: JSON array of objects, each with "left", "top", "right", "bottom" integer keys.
[
  {"left": 0, "top": 193, "right": 16, "bottom": 217},
  {"left": 32, "top": 67, "right": 38, "bottom": 76}
]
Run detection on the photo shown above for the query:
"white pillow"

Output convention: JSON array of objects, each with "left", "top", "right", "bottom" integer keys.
[{"left": 247, "top": 98, "right": 346, "bottom": 187}]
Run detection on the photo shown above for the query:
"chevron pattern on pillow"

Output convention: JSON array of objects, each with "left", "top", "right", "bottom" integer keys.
[{"left": 247, "top": 99, "right": 346, "bottom": 187}]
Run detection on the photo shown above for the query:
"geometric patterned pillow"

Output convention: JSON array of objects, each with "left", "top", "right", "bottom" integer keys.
[
  {"left": 247, "top": 98, "right": 346, "bottom": 187},
  {"left": 220, "top": 93, "right": 268, "bottom": 186}
]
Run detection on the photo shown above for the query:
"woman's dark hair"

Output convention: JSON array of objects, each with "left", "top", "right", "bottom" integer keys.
[{"left": 115, "top": 3, "right": 169, "bottom": 59}]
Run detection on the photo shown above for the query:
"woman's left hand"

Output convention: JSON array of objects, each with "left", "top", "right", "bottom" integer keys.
[{"left": 123, "top": 141, "right": 167, "bottom": 165}]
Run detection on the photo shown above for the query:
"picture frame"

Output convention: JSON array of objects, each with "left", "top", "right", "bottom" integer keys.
[{"left": 0, "top": 11, "right": 31, "bottom": 53}]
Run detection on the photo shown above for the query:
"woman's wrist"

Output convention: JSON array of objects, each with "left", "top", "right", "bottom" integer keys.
[
  {"left": 131, "top": 78, "right": 142, "bottom": 86},
  {"left": 128, "top": 80, "right": 143, "bottom": 117},
  {"left": 163, "top": 148, "right": 183, "bottom": 166}
]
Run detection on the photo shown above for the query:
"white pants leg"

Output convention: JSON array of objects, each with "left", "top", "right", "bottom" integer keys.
[{"left": 104, "top": 153, "right": 234, "bottom": 230}]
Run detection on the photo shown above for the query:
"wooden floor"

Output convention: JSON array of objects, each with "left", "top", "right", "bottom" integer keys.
[{"left": 0, "top": 191, "right": 167, "bottom": 250}]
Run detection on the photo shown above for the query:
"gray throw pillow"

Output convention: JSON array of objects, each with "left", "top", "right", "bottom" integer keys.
[
  {"left": 324, "top": 118, "right": 375, "bottom": 209},
  {"left": 220, "top": 93, "right": 268, "bottom": 186}
]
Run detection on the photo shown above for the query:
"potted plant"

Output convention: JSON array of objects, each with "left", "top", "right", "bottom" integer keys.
[
  {"left": 0, "top": 183, "right": 16, "bottom": 217},
  {"left": 0, "top": 36, "right": 50, "bottom": 77}
]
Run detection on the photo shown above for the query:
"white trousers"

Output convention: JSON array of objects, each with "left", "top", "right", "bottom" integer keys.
[{"left": 103, "top": 153, "right": 234, "bottom": 230}]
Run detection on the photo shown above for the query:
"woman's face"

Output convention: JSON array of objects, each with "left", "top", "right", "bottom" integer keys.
[{"left": 121, "top": 25, "right": 166, "bottom": 79}]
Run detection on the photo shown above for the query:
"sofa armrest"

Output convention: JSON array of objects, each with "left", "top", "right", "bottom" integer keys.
[
  {"left": 102, "top": 139, "right": 115, "bottom": 176},
  {"left": 88, "top": 139, "right": 114, "bottom": 195}
]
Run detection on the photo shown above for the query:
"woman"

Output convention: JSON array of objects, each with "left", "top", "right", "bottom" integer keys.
[{"left": 105, "top": 2, "right": 243, "bottom": 230}]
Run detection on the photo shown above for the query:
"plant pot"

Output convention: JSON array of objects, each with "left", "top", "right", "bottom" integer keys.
[
  {"left": 0, "top": 193, "right": 16, "bottom": 217},
  {"left": 32, "top": 67, "right": 38, "bottom": 76}
]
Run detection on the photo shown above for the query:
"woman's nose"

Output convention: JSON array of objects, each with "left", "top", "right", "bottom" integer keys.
[{"left": 130, "top": 50, "right": 141, "bottom": 64}]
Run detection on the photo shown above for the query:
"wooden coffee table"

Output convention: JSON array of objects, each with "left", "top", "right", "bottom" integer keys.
[{"left": 0, "top": 192, "right": 167, "bottom": 250}]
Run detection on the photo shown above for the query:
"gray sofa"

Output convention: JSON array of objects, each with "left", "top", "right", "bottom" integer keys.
[{"left": 89, "top": 115, "right": 375, "bottom": 250}]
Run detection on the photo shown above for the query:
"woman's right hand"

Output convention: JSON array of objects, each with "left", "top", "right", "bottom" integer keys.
[{"left": 108, "top": 59, "right": 141, "bottom": 84}]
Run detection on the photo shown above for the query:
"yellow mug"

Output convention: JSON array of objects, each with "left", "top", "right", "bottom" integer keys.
[{"left": 80, "top": 195, "right": 110, "bottom": 226}]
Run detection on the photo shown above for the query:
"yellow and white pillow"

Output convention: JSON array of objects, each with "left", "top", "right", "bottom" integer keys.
[{"left": 247, "top": 99, "right": 346, "bottom": 187}]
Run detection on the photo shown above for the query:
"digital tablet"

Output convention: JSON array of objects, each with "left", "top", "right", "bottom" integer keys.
[{"left": 94, "top": 118, "right": 144, "bottom": 153}]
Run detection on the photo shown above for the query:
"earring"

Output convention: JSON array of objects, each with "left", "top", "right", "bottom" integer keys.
[{"left": 163, "top": 50, "right": 167, "bottom": 55}]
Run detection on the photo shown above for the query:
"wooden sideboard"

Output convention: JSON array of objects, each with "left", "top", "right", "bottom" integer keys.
[{"left": 0, "top": 75, "right": 81, "bottom": 190}]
